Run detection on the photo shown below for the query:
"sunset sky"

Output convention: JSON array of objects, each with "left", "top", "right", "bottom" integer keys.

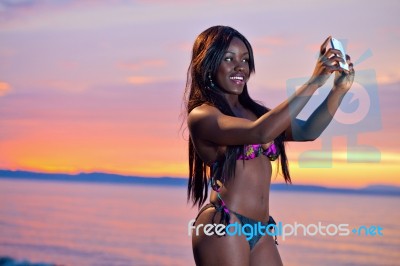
[{"left": 0, "top": 0, "right": 399, "bottom": 188}]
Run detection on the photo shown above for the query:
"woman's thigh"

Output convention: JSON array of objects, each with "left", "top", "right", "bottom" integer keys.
[
  {"left": 250, "top": 234, "right": 283, "bottom": 266},
  {"left": 191, "top": 208, "right": 251, "bottom": 266}
]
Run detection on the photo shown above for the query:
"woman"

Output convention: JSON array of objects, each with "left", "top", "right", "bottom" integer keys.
[{"left": 184, "top": 26, "right": 354, "bottom": 266}]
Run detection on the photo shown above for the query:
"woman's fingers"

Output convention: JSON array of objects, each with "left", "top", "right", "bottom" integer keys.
[
  {"left": 323, "top": 55, "right": 346, "bottom": 66},
  {"left": 325, "top": 48, "right": 343, "bottom": 58},
  {"left": 310, "top": 36, "right": 353, "bottom": 87},
  {"left": 348, "top": 63, "right": 355, "bottom": 81},
  {"left": 320, "top": 36, "right": 332, "bottom": 55},
  {"left": 346, "top": 55, "right": 355, "bottom": 71},
  {"left": 321, "top": 49, "right": 350, "bottom": 74},
  {"left": 320, "top": 48, "right": 345, "bottom": 72},
  {"left": 326, "top": 64, "right": 342, "bottom": 73}
]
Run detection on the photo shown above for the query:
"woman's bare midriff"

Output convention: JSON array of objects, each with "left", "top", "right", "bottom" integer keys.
[{"left": 210, "top": 155, "right": 272, "bottom": 222}]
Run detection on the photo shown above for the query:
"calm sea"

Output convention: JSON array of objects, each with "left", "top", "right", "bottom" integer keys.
[{"left": 0, "top": 178, "right": 399, "bottom": 266}]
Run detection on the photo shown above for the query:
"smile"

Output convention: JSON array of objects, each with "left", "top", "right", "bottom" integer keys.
[{"left": 229, "top": 75, "right": 245, "bottom": 84}]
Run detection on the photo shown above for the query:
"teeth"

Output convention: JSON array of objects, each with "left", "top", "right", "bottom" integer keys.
[{"left": 230, "top": 76, "right": 244, "bottom": 80}]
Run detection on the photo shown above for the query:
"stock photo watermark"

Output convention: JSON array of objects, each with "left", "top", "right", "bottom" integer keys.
[
  {"left": 188, "top": 220, "right": 384, "bottom": 241},
  {"left": 287, "top": 40, "right": 382, "bottom": 168}
]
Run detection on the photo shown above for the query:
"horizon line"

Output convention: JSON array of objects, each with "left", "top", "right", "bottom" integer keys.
[{"left": 0, "top": 168, "right": 399, "bottom": 190}]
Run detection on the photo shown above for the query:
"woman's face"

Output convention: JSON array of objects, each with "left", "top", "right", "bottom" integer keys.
[{"left": 215, "top": 37, "right": 250, "bottom": 95}]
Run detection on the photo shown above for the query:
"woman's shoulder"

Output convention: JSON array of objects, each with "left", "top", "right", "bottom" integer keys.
[
  {"left": 190, "top": 103, "right": 220, "bottom": 114},
  {"left": 187, "top": 104, "right": 226, "bottom": 139},
  {"left": 188, "top": 104, "right": 220, "bottom": 123}
]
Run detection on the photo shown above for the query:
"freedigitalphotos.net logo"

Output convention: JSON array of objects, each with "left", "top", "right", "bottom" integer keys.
[{"left": 188, "top": 220, "right": 384, "bottom": 241}]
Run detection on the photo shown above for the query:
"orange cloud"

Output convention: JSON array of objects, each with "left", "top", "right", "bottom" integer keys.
[
  {"left": 268, "top": 133, "right": 400, "bottom": 188},
  {"left": 127, "top": 76, "right": 158, "bottom": 84},
  {"left": 376, "top": 74, "right": 400, "bottom": 85},
  {"left": 0, "top": 81, "right": 11, "bottom": 96},
  {"left": 0, "top": 79, "right": 187, "bottom": 178}
]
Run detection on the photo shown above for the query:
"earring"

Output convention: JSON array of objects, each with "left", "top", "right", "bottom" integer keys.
[{"left": 208, "top": 73, "right": 215, "bottom": 88}]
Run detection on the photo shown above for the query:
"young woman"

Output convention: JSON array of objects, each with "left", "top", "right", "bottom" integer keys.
[{"left": 183, "top": 26, "right": 354, "bottom": 266}]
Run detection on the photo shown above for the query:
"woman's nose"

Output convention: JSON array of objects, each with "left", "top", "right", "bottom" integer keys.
[{"left": 234, "top": 62, "right": 245, "bottom": 71}]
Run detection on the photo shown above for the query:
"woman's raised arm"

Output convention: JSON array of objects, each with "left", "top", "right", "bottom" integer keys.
[
  {"left": 285, "top": 54, "right": 355, "bottom": 141},
  {"left": 189, "top": 36, "right": 346, "bottom": 146}
]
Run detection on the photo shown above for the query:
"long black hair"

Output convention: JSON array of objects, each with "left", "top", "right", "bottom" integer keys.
[{"left": 183, "top": 26, "right": 291, "bottom": 209}]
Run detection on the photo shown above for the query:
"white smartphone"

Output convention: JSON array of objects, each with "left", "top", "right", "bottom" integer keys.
[{"left": 330, "top": 38, "right": 349, "bottom": 71}]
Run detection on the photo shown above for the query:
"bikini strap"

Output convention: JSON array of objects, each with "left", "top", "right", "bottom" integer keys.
[
  {"left": 263, "top": 142, "right": 280, "bottom": 161},
  {"left": 210, "top": 176, "right": 231, "bottom": 225},
  {"left": 193, "top": 201, "right": 231, "bottom": 227},
  {"left": 192, "top": 178, "right": 231, "bottom": 226},
  {"left": 268, "top": 216, "right": 279, "bottom": 245}
]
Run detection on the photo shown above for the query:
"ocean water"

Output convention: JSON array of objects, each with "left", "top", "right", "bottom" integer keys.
[{"left": 0, "top": 178, "right": 399, "bottom": 266}]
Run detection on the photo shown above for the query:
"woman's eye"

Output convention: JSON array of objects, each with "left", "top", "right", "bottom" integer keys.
[{"left": 224, "top": 57, "right": 248, "bottom": 63}]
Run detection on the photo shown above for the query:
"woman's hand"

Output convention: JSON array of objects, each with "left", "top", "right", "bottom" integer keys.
[
  {"left": 307, "top": 36, "right": 347, "bottom": 88},
  {"left": 333, "top": 54, "right": 355, "bottom": 92}
]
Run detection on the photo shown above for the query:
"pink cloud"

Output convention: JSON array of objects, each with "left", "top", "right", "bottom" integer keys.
[
  {"left": 118, "top": 59, "right": 166, "bottom": 71},
  {"left": 31, "top": 79, "right": 88, "bottom": 92},
  {"left": 377, "top": 26, "right": 400, "bottom": 39},
  {"left": 252, "top": 35, "right": 291, "bottom": 56},
  {"left": 167, "top": 41, "right": 193, "bottom": 52},
  {"left": 0, "top": 47, "right": 16, "bottom": 57},
  {"left": 58, "top": 60, "right": 80, "bottom": 71},
  {"left": 255, "top": 36, "right": 288, "bottom": 46},
  {"left": 0, "top": 1, "right": 128, "bottom": 28},
  {"left": 305, "top": 43, "right": 321, "bottom": 53}
]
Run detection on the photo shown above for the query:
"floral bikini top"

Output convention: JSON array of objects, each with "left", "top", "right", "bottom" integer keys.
[
  {"left": 210, "top": 141, "right": 280, "bottom": 172},
  {"left": 237, "top": 142, "right": 280, "bottom": 161},
  {"left": 208, "top": 141, "right": 280, "bottom": 225}
]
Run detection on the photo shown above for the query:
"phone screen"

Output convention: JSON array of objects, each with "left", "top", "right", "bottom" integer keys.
[{"left": 330, "top": 38, "right": 349, "bottom": 71}]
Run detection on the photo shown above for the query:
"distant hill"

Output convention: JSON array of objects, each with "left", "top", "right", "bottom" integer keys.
[
  {"left": 1, "top": 169, "right": 399, "bottom": 197},
  {"left": 0, "top": 169, "right": 184, "bottom": 186},
  {"left": 269, "top": 183, "right": 400, "bottom": 197}
]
